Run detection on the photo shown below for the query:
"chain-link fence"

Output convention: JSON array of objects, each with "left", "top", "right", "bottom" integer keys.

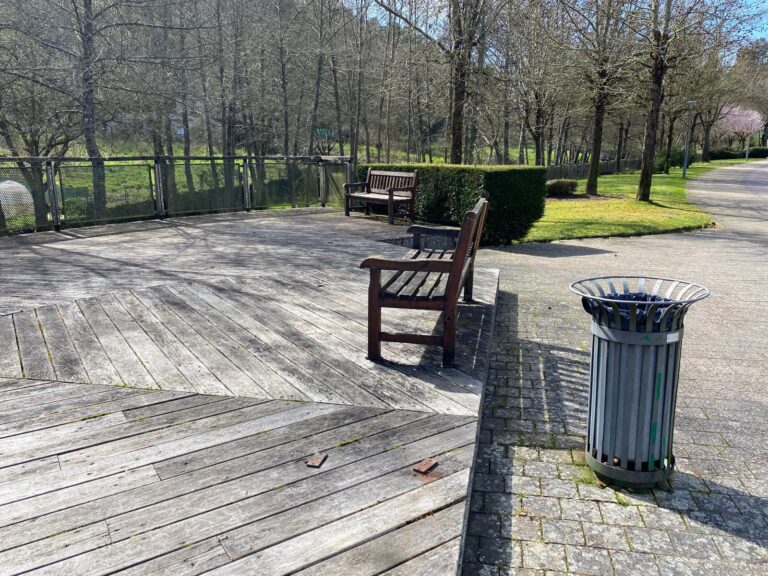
[
  {"left": 57, "top": 162, "right": 156, "bottom": 226},
  {"left": 0, "top": 162, "right": 53, "bottom": 235},
  {"left": 0, "top": 156, "right": 352, "bottom": 236}
]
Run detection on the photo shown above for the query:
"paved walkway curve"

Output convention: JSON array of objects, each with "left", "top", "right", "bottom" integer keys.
[{"left": 464, "top": 161, "right": 768, "bottom": 575}]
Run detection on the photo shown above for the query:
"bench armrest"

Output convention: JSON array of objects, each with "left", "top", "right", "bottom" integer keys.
[
  {"left": 360, "top": 256, "right": 452, "bottom": 273},
  {"left": 406, "top": 225, "right": 461, "bottom": 238},
  {"left": 344, "top": 181, "right": 369, "bottom": 192}
]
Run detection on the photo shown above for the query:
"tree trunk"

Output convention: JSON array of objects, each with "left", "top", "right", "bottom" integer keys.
[
  {"left": 330, "top": 55, "right": 345, "bottom": 156},
  {"left": 194, "top": 0, "right": 218, "bottom": 188},
  {"left": 307, "top": 53, "right": 324, "bottom": 155},
  {"left": 637, "top": 53, "right": 666, "bottom": 202},
  {"left": 502, "top": 97, "right": 510, "bottom": 164},
  {"left": 518, "top": 119, "right": 526, "bottom": 164},
  {"left": 701, "top": 122, "right": 713, "bottom": 162},
  {"left": 78, "top": 0, "right": 105, "bottom": 221},
  {"left": 664, "top": 115, "right": 676, "bottom": 174},
  {"left": 616, "top": 120, "right": 624, "bottom": 173},
  {"left": 449, "top": 52, "right": 468, "bottom": 164},
  {"left": 179, "top": 6, "right": 195, "bottom": 195},
  {"left": 164, "top": 113, "right": 178, "bottom": 200},
  {"left": 279, "top": 44, "right": 290, "bottom": 156},
  {"left": 585, "top": 91, "right": 607, "bottom": 195}
]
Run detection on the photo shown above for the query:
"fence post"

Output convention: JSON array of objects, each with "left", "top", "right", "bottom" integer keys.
[
  {"left": 345, "top": 159, "right": 354, "bottom": 188},
  {"left": 46, "top": 160, "right": 61, "bottom": 231},
  {"left": 318, "top": 161, "right": 327, "bottom": 207},
  {"left": 153, "top": 158, "right": 166, "bottom": 218},
  {"left": 242, "top": 158, "right": 251, "bottom": 211}
]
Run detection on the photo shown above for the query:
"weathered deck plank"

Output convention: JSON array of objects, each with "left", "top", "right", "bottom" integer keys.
[
  {"left": 0, "top": 213, "right": 499, "bottom": 575},
  {"left": 54, "top": 302, "right": 123, "bottom": 385},
  {"left": 34, "top": 305, "right": 89, "bottom": 383},
  {"left": 12, "top": 310, "right": 55, "bottom": 381},
  {"left": 0, "top": 318, "right": 22, "bottom": 379},
  {"left": 76, "top": 298, "right": 157, "bottom": 388}
]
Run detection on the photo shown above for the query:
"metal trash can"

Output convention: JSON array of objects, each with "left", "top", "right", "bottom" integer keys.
[{"left": 569, "top": 276, "right": 709, "bottom": 488}]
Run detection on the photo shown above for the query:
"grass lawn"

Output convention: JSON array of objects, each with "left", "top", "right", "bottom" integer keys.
[{"left": 523, "top": 159, "right": 755, "bottom": 243}]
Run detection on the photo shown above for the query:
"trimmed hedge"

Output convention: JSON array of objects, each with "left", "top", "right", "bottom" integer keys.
[
  {"left": 546, "top": 179, "right": 578, "bottom": 197},
  {"left": 358, "top": 163, "right": 547, "bottom": 244},
  {"left": 709, "top": 147, "right": 768, "bottom": 160},
  {"left": 708, "top": 148, "right": 742, "bottom": 160}
]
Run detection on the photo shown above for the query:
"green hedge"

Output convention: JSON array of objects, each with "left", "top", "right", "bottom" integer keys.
[
  {"left": 709, "top": 147, "right": 768, "bottom": 160},
  {"left": 708, "top": 148, "right": 742, "bottom": 160},
  {"left": 546, "top": 179, "right": 578, "bottom": 197},
  {"left": 358, "top": 163, "right": 547, "bottom": 244}
]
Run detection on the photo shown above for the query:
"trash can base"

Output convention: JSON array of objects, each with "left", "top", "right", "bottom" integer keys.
[{"left": 586, "top": 451, "right": 674, "bottom": 489}]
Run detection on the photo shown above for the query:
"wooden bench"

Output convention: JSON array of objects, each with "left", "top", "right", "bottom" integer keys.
[
  {"left": 344, "top": 169, "right": 418, "bottom": 225},
  {"left": 360, "top": 197, "right": 489, "bottom": 365}
]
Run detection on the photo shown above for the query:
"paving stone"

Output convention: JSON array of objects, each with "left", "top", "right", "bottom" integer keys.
[
  {"left": 625, "top": 527, "right": 675, "bottom": 555},
  {"left": 559, "top": 498, "right": 603, "bottom": 523},
  {"left": 668, "top": 531, "right": 722, "bottom": 560},
  {"left": 469, "top": 513, "right": 502, "bottom": 538},
  {"left": 609, "top": 551, "right": 661, "bottom": 576},
  {"left": 522, "top": 496, "right": 562, "bottom": 519},
  {"left": 598, "top": 502, "right": 645, "bottom": 527},
  {"left": 461, "top": 562, "right": 500, "bottom": 576},
  {"left": 524, "top": 461, "right": 560, "bottom": 479},
  {"left": 565, "top": 545, "right": 613, "bottom": 576},
  {"left": 474, "top": 536, "right": 522, "bottom": 567},
  {"left": 712, "top": 534, "right": 768, "bottom": 562},
  {"left": 638, "top": 506, "right": 687, "bottom": 531},
  {"left": 541, "top": 518, "right": 584, "bottom": 545},
  {"left": 475, "top": 472, "right": 507, "bottom": 493},
  {"left": 577, "top": 484, "right": 619, "bottom": 503},
  {"left": 521, "top": 541, "right": 567, "bottom": 572},
  {"left": 540, "top": 478, "right": 579, "bottom": 498},
  {"left": 501, "top": 515, "right": 542, "bottom": 541},
  {"left": 582, "top": 522, "right": 630, "bottom": 551},
  {"left": 507, "top": 475, "right": 542, "bottom": 495}
]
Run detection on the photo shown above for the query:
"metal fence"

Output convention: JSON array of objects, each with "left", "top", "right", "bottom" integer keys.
[
  {"left": 546, "top": 159, "right": 641, "bottom": 180},
  {"left": 0, "top": 156, "right": 352, "bottom": 236}
]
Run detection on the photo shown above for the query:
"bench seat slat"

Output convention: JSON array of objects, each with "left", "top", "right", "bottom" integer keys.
[{"left": 347, "top": 192, "right": 413, "bottom": 202}]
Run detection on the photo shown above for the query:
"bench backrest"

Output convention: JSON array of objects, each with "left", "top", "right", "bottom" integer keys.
[
  {"left": 445, "top": 198, "right": 489, "bottom": 300},
  {"left": 367, "top": 169, "right": 418, "bottom": 198}
]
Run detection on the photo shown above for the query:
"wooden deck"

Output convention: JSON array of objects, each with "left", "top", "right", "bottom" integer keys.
[{"left": 0, "top": 211, "right": 498, "bottom": 575}]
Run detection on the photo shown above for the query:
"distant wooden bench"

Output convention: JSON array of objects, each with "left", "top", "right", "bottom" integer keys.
[
  {"left": 344, "top": 169, "right": 418, "bottom": 225},
  {"left": 361, "top": 197, "right": 489, "bottom": 365}
]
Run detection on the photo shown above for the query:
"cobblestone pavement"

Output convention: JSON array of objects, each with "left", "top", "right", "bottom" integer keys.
[{"left": 463, "top": 161, "right": 768, "bottom": 575}]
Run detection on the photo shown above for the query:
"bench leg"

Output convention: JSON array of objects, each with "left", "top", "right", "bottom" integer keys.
[
  {"left": 463, "top": 264, "right": 475, "bottom": 303},
  {"left": 388, "top": 201, "right": 395, "bottom": 225},
  {"left": 442, "top": 303, "right": 456, "bottom": 366},
  {"left": 368, "top": 269, "right": 382, "bottom": 361},
  {"left": 344, "top": 193, "right": 350, "bottom": 217}
]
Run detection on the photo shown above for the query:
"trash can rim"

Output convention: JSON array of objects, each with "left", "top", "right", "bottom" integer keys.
[{"left": 569, "top": 275, "right": 709, "bottom": 306}]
